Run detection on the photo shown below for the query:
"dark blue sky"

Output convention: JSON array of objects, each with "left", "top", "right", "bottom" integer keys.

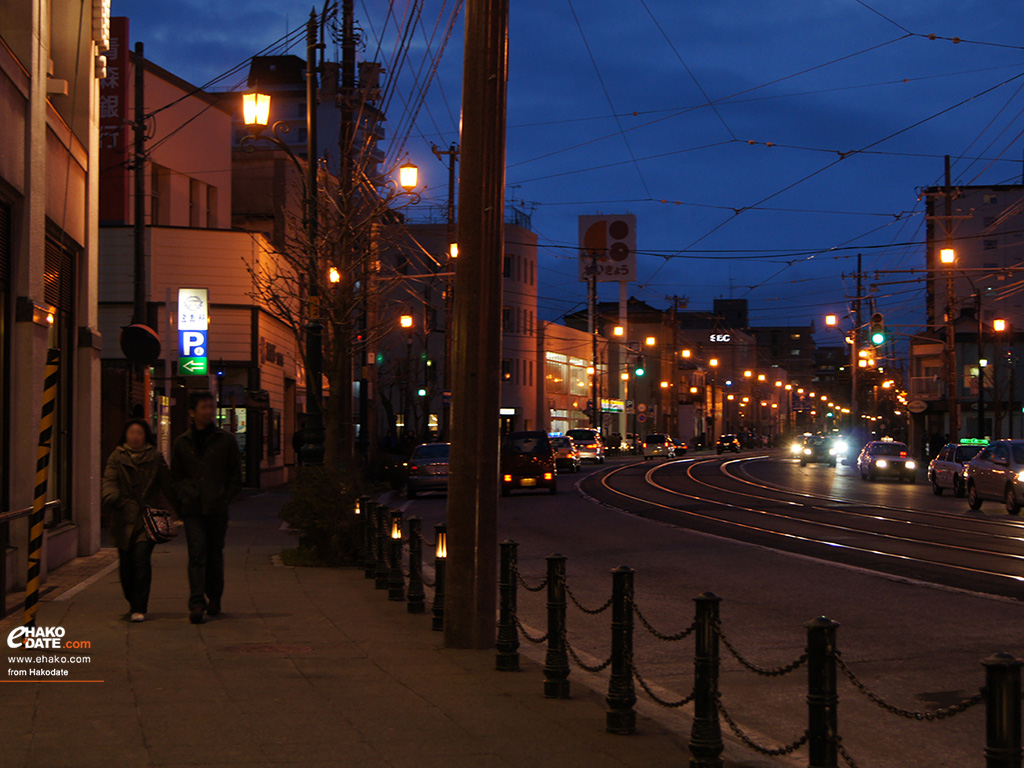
[{"left": 120, "top": 0, "right": 1024, "bottom": 334}]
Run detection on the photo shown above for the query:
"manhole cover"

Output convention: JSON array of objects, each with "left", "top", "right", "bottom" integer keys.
[{"left": 221, "top": 643, "right": 314, "bottom": 655}]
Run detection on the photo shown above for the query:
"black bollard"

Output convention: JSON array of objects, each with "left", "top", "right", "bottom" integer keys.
[
  {"left": 496, "top": 539, "right": 520, "bottom": 671},
  {"left": 689, "top": 592, "right": 723, "bottom": 768},
  {"left": 605, "top": 566, "right": 636, "bottom": 735},
  {"left": 362, "top": 501, "right": 377, "bottom": 579},
  {"left": 431, "top": 523, "right": 447, "bottom": 631},
  {"left": 543, "top": 554, "right": 570, "bottom": 699},
  {"left": 406, "top": 517, "right": 426, "bottom": 614},
  {"left": 374, "top": 505, "right": 389, "bottom": 589},
  {"left": 984, "top": 652, "right": 1023, "bottom": 768},
  {"left": 806, "top": 616, "right": 840, "bottom": 768},
  {"left": 387, "top": 510, "right": 405, "bottom": 601}
]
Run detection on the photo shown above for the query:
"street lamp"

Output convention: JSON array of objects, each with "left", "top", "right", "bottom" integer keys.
[
  {"left": 940, "top": 248, "right": 956, "bottom": 264},
  {"left": 242, "top": 92, "right": 271, "bottom": 127},
  {"left": 825, "top": 314, "right": 837, "bottom": 327},
  {"left": 994, "top": 318, "right": 1007, "bottom": 332},
  {"left": 328, "top": 266, "right": 340, "bottom": 284},
  {"left": 681, "top": 349, "right": 692, "bottom": 358},
  {"left": 613, "top": 326, "right": 624, "bottom": 337},
  {"left": 399, "top": 162, "right": 419, "bottom": 191},
  {"left": 400, "top": 314, "right": 414, "bottom": 329},
  {"left": 645, "top": 336, "right": 656, "bottom": 347}
]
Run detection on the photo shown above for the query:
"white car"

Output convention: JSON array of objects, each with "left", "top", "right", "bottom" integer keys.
[
  {"left": 642, "top": 434, "right": 676, "bottom": 460},
  {"left": 964, "top": 440, "right": 1024, "bottom": 514},
  {"left": 927, "top": 441, "right": 985, "bottom": 497}
]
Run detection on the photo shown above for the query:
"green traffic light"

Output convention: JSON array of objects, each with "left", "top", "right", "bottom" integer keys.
[
  {"left": 871, "top": 332, "right": 885, "bottom": 345},
  {"left": 635, "top": 367, "right": 645, "bottom": 377},
  {"left": 417, "top": 388, "right": 427, "bottom": 397}
]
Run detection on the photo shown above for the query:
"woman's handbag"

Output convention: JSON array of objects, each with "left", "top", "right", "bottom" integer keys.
[{"left": 142, "top": 506, "right": 177, "bottom": 543}]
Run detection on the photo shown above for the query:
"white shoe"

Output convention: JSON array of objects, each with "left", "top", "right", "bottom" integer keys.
[{"left": 130, "top": 613, "right": 145, "bottom": 623}]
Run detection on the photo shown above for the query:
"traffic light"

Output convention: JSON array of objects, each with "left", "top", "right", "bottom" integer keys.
[
  {"left": 869, "top": 312, "right": 886, "bottom": 346},
  {"left": 634, "top": 355, "right": 646, "bottom": 377},
  {"left": 417, "top": 387, "right": 427, "bottom": 397}
]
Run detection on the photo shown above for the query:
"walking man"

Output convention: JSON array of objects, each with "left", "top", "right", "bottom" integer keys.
[{"left": 172, "top": 390, "right": 242, "bottom": 624}]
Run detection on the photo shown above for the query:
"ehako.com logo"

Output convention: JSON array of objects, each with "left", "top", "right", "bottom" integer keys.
[{"left": 7, "top": 626, "right": 90, "bottom": 650}]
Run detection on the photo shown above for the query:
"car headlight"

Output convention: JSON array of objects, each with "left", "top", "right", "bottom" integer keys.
[
  {"left": 803, "top": 448, "right": 812, "bottom": 455},
  {"left": 835, "top": 441, "right": 848, "bottom": 454},
  {"left": 906, "top": 461, "right": 916, "bottom": 470},
  {"left": 876, "top": 460, "right": 888, "bottom": 468},
  {"left": 791, "top": 443, "right": 802, "bottom": 454},
  {"left": 1017, "top": 471, "right": 1024, "bottom": 483}
]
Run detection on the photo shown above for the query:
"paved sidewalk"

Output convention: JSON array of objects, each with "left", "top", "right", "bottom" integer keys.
[{"left": 2, "top": 491, "right": 692, "bottom": 768}]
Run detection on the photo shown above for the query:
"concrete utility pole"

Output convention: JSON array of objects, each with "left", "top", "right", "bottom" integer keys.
[
  {"left": 432, "top": 142, "right": 459, "bottom": 441},
  {"left": 943, "top": 155, "right": 960, "bottom": 441},
  {"left": 588, "top": 261, "right": 598, "bottom": 428},
  {"left": 851, "top": 253, "right": 861, "bottom": 427},
  {"left": 445, "top": 0, "right": 509, "bottom": 649}
]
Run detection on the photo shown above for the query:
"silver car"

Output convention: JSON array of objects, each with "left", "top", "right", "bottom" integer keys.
[
  {"left": 927, "top": 441, "right": 985, "bottom": 497},
  {"left": 406, "top": 443, "right": 450, "bottom": 499},
  {"left": 566, "top": 428, "right": 605, "bottom": 463},
  {"left": 642, "top": 433, "right": 676, "bottom": 460},
  {"left": 964, "top": 440, "right": 1024, "bottom": 514}
]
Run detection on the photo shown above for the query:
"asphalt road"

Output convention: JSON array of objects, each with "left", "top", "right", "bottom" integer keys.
[{"left": 400, "top": 453, "right": 1024, "bottom": 768}]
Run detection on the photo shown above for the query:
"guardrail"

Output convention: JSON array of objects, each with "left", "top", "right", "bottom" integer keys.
[
  {"left": 1, "top": 500, "right": 63, "bottom": 617},
  {"left": 355, "top": 498, "right": 1022, "bottom": 768}
]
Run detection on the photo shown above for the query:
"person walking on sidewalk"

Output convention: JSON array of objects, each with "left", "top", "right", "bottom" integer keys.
[
  {"left": 172, "top": 390, "right": 242, "bottom": 624},
  {"left": 101, "top": 419, "right": 175, "bottom": 623}
]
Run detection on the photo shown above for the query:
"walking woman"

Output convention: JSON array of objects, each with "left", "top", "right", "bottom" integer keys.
[{"left": 101, "top": 419, "right": 175, "bottom": 622}]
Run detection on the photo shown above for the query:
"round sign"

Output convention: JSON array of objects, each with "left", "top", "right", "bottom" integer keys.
[
  {"left": 637, "top": 403, "right": 647, "bottom": 413},
  {"left": 907, "top": 400, "right": 928, "bottom": 414},
  {"left": 636, "top": 413, "right": 647, "bottom": 423},
  {"left": 120, "top": 324, "right": 162, "bottom": 366}
]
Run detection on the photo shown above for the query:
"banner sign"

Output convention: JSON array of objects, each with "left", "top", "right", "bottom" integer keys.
[
  {"left": 578, "top": 214, "right": 637, "bottom": 282},
  {"left": 178, "top": 288, "right": 208, "bottom": 376}
]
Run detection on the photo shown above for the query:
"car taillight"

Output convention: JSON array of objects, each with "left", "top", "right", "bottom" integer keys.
[
  {"left": 900, "top": 451, "right": 907, "bottom": 458},
  {"left": 410, "top": 465, "right": 419, "bottom": 472},
  {"left": 543, "top": 472, "right": 553, "bottom": 480},
  {"left": 586, "top": 443, "right": 596, "bottom": 448}
]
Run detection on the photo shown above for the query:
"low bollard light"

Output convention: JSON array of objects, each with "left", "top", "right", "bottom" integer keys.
[
  {"left": 606, "top": 566, "right": 636, "bottom": 734},
  {"left": 406, "top": 517, "right": 426, "bottom": 614},
  {"left": 496, "top": 539, "right": 520, "bottom": 671},
  {"left": 374, "top": 505, "right": 389, "bottom": 589},
  {"left": 387, "top": 510, "right": 405, "bottom": 601},
  {"left": 690, "top": 592, "right": 723, "bottom": 768},
  {"left": 431, "top": 523, "right": 447, "bottom": 631},
  {"left": 806, "top": 616, "right": 840, "bottom": 768},
  {"left": 983, "top": 652, "right": 1023, "bottom": 768},
  {"left": 543, "top": 553, "right": 570, "bottom": 699}
]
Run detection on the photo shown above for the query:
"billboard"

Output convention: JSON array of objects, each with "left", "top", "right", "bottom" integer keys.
[
  {"left": 578, "top": 214, "right": 636, "bottom": 282},
  {"left": 178, "top": 288, "right": 208, "bottom": 376},
  {"left": 99, "top": 17, "right": 129, "bottom": 223}
]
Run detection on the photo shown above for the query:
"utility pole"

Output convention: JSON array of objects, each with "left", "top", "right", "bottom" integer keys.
[
  {"left": 432, "top": 142, "right": 459, "bottom": 441},
  {"left": 300, "top": 11, "right": 326, "bottom": 466},
  {"left": 943, "top": 155, "right": 960, "bottom": 441},
  {"left": 445, "top": 0, "right": 509, "bottom": 650},
  {"left": 588, "top": 261, "right": 598, "bottom": 428},
  {"left": 851, "top": 253, "right": 862, "bottom": 430},
  {"left": 977, "top": 292, "right": 985, "bottom": 440},
  {"left": 132, "top": 42, "right": 146, "bottom": 328}
]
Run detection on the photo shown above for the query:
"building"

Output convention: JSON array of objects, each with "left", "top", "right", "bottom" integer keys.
[
  {"left": 97, "top": 26, "right": 300, "bottom": 487},
  {"left": 2, "top": 0, "right": 108, "bottom": 591},
  {"left": 537, "top": 320, "right": 611, "bottom": 434}
]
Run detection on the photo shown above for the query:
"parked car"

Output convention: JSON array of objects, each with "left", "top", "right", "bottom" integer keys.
[
  {"left": 964, "top": 440, "right": 1024, "bottom": 514},
  {"left": 641, "top": 433, "right": 676, "bottom": 460},
  {"left": 406, "top": 442, "right": 451, "bottom": 499},
  {"left": 857, "top": 439, "right": 917, "bottom": 482},
  {"left": 623, "top": 433, "right": 641, "bottom": 454},
  {"left": 928, "top": 440, "right": 986, "bottom": 497},
  {"left": 716, "top": 434, "right": 741, "bottom": 454},
  {"left": 670, "top": 437, "right": 688, "bottom": 457},
  {"left": 798, "top": 435, "right": 837, "bottom": 467},
  {"left": 550, "top": 436, "right": 582, "bottom": 473},
  {"left": 501, "top": 431, "right": 557, "bottom": 495},
  {"left": 566, "top": 428, "right": 605, "bottom": 463}
]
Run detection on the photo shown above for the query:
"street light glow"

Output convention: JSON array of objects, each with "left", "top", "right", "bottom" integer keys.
[
  {"left": 399, "top": 162, "right": 419, "bottom": 191},
  {"left": 400, "top": 314, "right": 414, "bottom": 328},
  {"left": 242, "top": 91, "right": 271, "bottom": 127},
  {"left": 744, "top": 370, "right": 753, "bottom": 378},
  {"left": 681, "top": 348, "right": 692, "bottom": 358},
  {"left": 825, "top": 314, "right": 837, "bottom": 327},
  {"left": 709, "top": 358, "right": 719, "bottom": 367},
  {"left": 645, "top": 336, "right": 657, "bottom": 346},
  {"left": 994, "top": 318, "right": 1007, "bottom": 332},
  {"left": 940, "top": 248, "right": 955, "bottom": 264},
  {"left": 613, "top": 326, "right": 624, "bottom": 337},
  {"left": 328, "top": 266, "right": 340, "bottom": 283},
  {"left": 621, "top": 372, "right": 629, "bottom": 380},
  {"left": 449, "top": 242, "right": 459, "bottom": 259}
]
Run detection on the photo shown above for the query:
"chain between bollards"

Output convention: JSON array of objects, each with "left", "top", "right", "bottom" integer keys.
[
  {"left": 387, "top": 510, "right": 405, "bottom": 601},
  {"left": 431, "top": 522, "right": 446, "bottom": 631},
  {"left": 543, "top": 554, "right": 570, "bottom": 699},
  {"left": 807, "top": 616, "right": 840, "bottom": 768},
  {"left": 406, "top": 517, "right": 426, "bottom": 614},
  {"left": 373, "top": 504, "right": 389, "bottom": 589},
  {"left": 605, "top": 566, "right": 636, "bottom": 735},
  {"left": 356, "top": 495, "right": 371, "bottom": 574},
  {"left": 363, "top": 502, "right": 379, "bottom": 579},
  {"left": 984, "top": 652, "right": 1023, "bottom": 768},
  {"left": 497, "top": 540, "right": 520, "bottom": 671},
  {"left": 689, "top": 592, "right": 723, "bottom": 768}
]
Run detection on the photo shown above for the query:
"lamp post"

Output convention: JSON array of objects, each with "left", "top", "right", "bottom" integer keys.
[
  {"left": 400, "top": 312, "right": 414, "bottom": 438},
  {"left": 708, "top": 358, "right": 719, "bottom": 448},
  {"left": 241, "top": 12, "right": 325, "bottom": 465}
]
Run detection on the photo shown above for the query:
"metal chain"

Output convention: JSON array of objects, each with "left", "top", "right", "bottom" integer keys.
[
  {"left": 561, "top": 576, "right": 613, "bottom": 615},
  {"left": 830, "top": 729, "right": 862, "bottom": 768},
  {"left": 512, "top": 563, "right": 548, "bottom": 592},
  {"left": 421, "top": 576, "right": 435, "bottom": 588},
  {"left": 717, "top": 623, "right": 808, "bottom": 677},
  {"left": 716, "top": 694, "right": 808, "bottom": 757},
  {"left": 513, "top": 615, "right": 548, "bottom": 644},
  {"left": 632, "top": 600, "right": 697, "bottom": 642},
  {"left": 836, "top": 655, "right": 984, "bottom": 721},
  {"left": 418, "top": 532, "right": 435, "bottom": 550},
  {"left": 632, "top": 664, "right": 696, "bottom": 708},
  {"left": 564, "top": 633, "right": 613, "bottom": 673}
]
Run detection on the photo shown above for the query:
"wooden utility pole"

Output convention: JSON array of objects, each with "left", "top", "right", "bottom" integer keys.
[
  {"left": 445, "top": 0, "right": 509, "bottom": 649},
  {"left": 943, "top": 155, "right": 960, "bottom": 440}
]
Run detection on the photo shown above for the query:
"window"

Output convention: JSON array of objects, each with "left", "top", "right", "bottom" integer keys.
[
  {"left": 791, "top": 349, "right": 801, "bottom": 356},
  {"left": 207, "top": 186, "right": 219, "bottom": 228},
  {"left": 984, "top": 239, "right": 998, "bottom": 251},
  {"left": 503, "top": 255, "right": 512, "bottom": 278},
  {"left": 984, "top": 193, "right": 999, "bottom": 205},
  {"left": 502, "top": 307, "right": 513, "bottom": 332},
  {"left": 501, "top": 359, "right": 512, "bottom": 381}
]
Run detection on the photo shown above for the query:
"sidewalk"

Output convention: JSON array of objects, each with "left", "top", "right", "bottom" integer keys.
[{"left": 2, "top": 491, "right": 691, "bottom": 768}]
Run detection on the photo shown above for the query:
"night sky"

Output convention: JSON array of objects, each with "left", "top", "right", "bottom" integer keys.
[{"left": 120, "top": 0, "right": 1024, "bottom": 338}]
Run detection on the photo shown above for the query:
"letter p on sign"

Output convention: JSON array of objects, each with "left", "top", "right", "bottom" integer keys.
[{"left": 180, "top": 330, "right": 206, "bottom": 357}]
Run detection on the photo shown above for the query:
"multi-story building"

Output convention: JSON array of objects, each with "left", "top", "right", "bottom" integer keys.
[
  {"left": 537, "top": 320, "right": 610, "bottom": 434},
  {"left": 2, "top": 0, "right": 108, "bottom": 590},
  {"left": 97, "top": 26, "right": 300, "bottom": 487}
]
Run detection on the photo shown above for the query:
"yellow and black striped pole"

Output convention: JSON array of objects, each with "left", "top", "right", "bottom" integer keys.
[{"left": 24, "top": 348, "right": 60, "bottom": 628}]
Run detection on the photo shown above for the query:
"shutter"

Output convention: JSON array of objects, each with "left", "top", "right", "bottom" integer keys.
[
  {"left": 0, "top": 202, "right": 10, "bottom": 284},
  {"left": 44, "top": 235, "right": 74, "bottom": 311}
]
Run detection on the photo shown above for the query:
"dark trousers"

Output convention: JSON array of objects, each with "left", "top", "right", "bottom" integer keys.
[
  {"left": 183, "top": 514, "right": 229, "bottom": 610},
  {"left": 118, "top": 539, "right": 155, "bottom": 614}
]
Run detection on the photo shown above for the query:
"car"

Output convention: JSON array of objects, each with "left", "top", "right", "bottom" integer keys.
[
  {"left": 856, "top": 439, "right": 917, "bottom": 482},
  {"left": 623, "top": 433, "right": 641, "bottom": 454},
  {"left": 964, "top": 440, "right": 1024, "bottom": 514},
  {"left": 566, "top": 428, "right": 605, "bottom": 463},
  {"left": 550, "top": 436, "right": 582, "bottom": 473},
  {"left": 641, "top": 433, "right": 676, "bottom": 460},
  {"left": 928, "top": 440, "right": 986, "bottom": 497},
  {"left": 798, "top": 435, "right": 836, "bottom": 467},
  {"left": 670, "top": 437, "right": 688, "bottom": 457},
  {"left": 406, "top": 442, "right": 450, "bottom": 499},
  {"left": 501, "top": 431, "right": 558, "bottom": 495},
  {"left": 716, "top": 434, "right": 741, "bottom": 454}
]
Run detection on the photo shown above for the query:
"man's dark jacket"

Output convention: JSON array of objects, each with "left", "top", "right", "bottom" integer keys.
[{"left": 171, "top": 425, "right": 243, "bottom": 516}]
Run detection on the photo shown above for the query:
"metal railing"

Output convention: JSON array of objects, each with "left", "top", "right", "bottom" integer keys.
[{"left": 1, "top": 500, "right": 62, "bottom": 617}]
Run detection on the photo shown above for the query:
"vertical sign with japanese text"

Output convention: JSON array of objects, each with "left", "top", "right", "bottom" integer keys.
[
  {"left": 99, "top": 16, "right": 129, "bottom": 223},
  {"left": 178, "top": 288, "right": 209, "bottom": 376}
]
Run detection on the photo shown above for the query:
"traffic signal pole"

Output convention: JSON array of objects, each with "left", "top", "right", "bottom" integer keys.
[{"left": 445, "top": 0, "right": 509, "bottom": 649}]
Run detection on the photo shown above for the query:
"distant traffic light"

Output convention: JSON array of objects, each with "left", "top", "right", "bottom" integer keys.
[
  {"left": 634, "top": 355, "right": 646, "bottom": 377},
  {"left": 869, "top": 312, "right": 886, "bottom": 346}
]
